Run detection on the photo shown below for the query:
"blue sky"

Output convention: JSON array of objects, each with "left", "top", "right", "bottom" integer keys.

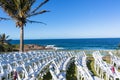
[{"left": 0, "top": 0, "right": 120, "bottom": 39}]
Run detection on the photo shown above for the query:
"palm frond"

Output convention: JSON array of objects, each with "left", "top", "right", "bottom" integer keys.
[
  {"left": 12, "top": 0, "right": 20, "bottom": 10},
  {"left": 5, "top": 35, "right": 10, "bottom": 39},
  {"left": 0, "top": 17, "right": 10, "bottom": 21},
  {"left": 27, "top": 10, "right": 50, "bottom": 17},
  {"left": 0, "top": 2, "right": 2, "bottom": 6},
  {"left": 0, "top": 0, "right": 49, "bottom": 26},
  {"left": 31, "top": 0, "right": 49, "bottom": 13},
  {"left": 27, "top": 19, "right": 46, "bottom": 25},
  {"left": 29, "top": 0, "right": 36, "bottom": 7},
  {"left": 0, "top": 0, "right": 16, "bottom": 12},
  {"left": 0, "top": 0, "right": 18, "bottom": 19}
]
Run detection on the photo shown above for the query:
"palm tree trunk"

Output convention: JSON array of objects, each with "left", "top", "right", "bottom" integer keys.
[{"left": 20, "top": 27, "right": 24, "bottom": 52}]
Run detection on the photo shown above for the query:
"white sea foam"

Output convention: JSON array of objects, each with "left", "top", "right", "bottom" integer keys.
[{"left": 45, "top": 45, "right": 64, "bottom": 50}]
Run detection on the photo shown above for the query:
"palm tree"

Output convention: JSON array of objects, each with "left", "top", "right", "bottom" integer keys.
[
  {"left": 0, "top": 0, "right": 49, "bottom": 52},
  {"left": 0, "top": 33, "right": 12, "bottom": 52},
  {"left": 0, "top": 33, "right": 11, "bottom": 45}
]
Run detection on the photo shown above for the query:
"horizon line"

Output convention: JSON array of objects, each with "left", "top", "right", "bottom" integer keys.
[{"left": 12, "top": 37, "right": 120, "bottom": 40}]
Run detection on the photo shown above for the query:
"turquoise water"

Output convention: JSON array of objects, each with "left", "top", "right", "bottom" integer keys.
[{"left": 10, "top": 38, "right": 120, "bottom": 50}]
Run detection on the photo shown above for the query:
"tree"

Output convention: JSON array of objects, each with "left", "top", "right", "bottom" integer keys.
[
  {"left": 0, "top": 33, "right": 12, "bottom": 52},
  {"left": 0, "top": 33, "right": 11, "bottom": 45},
  {"left": 0, "top": 0, "right": 49, "bottom": 52}
]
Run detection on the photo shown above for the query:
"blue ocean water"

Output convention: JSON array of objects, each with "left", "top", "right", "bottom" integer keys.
[{"left": 10, "top": 38, "right": 120, "bottom": 50}]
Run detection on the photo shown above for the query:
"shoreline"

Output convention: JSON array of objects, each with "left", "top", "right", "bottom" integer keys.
[{"left": 12, "top": 44, "right": 119, "bottom": 51}]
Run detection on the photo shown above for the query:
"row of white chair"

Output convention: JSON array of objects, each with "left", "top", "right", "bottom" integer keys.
[
  {"left": 93, "top": 51, "right": 120, "bottom": 80},
  {"left": 75, "top": 52, "right": 93, "bottom": 80},
  {"left": 0, "top": 50, "right": 77, "bottom": 80},
  {"left": 109, "top": 52, "right": 120, "bottom": 70}
]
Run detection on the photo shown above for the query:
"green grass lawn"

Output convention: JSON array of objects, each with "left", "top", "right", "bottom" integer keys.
[
  {"left": 38, "top": 71, "right": 52, "bottom": 80},
  {"left": 66, "top": 62, "right": 77, "bottom": 80},
  {"left": 87, "top": 57, "right": 98, "bottom": 76}
]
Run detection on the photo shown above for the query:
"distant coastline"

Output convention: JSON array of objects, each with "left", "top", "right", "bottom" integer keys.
[{"left": 11, "top": 44, "right": 59, "bottom": 52}]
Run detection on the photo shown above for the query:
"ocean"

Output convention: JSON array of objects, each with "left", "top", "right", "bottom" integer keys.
[{"left": 10, "top": 38, "right": 120, "bottom": 50}]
